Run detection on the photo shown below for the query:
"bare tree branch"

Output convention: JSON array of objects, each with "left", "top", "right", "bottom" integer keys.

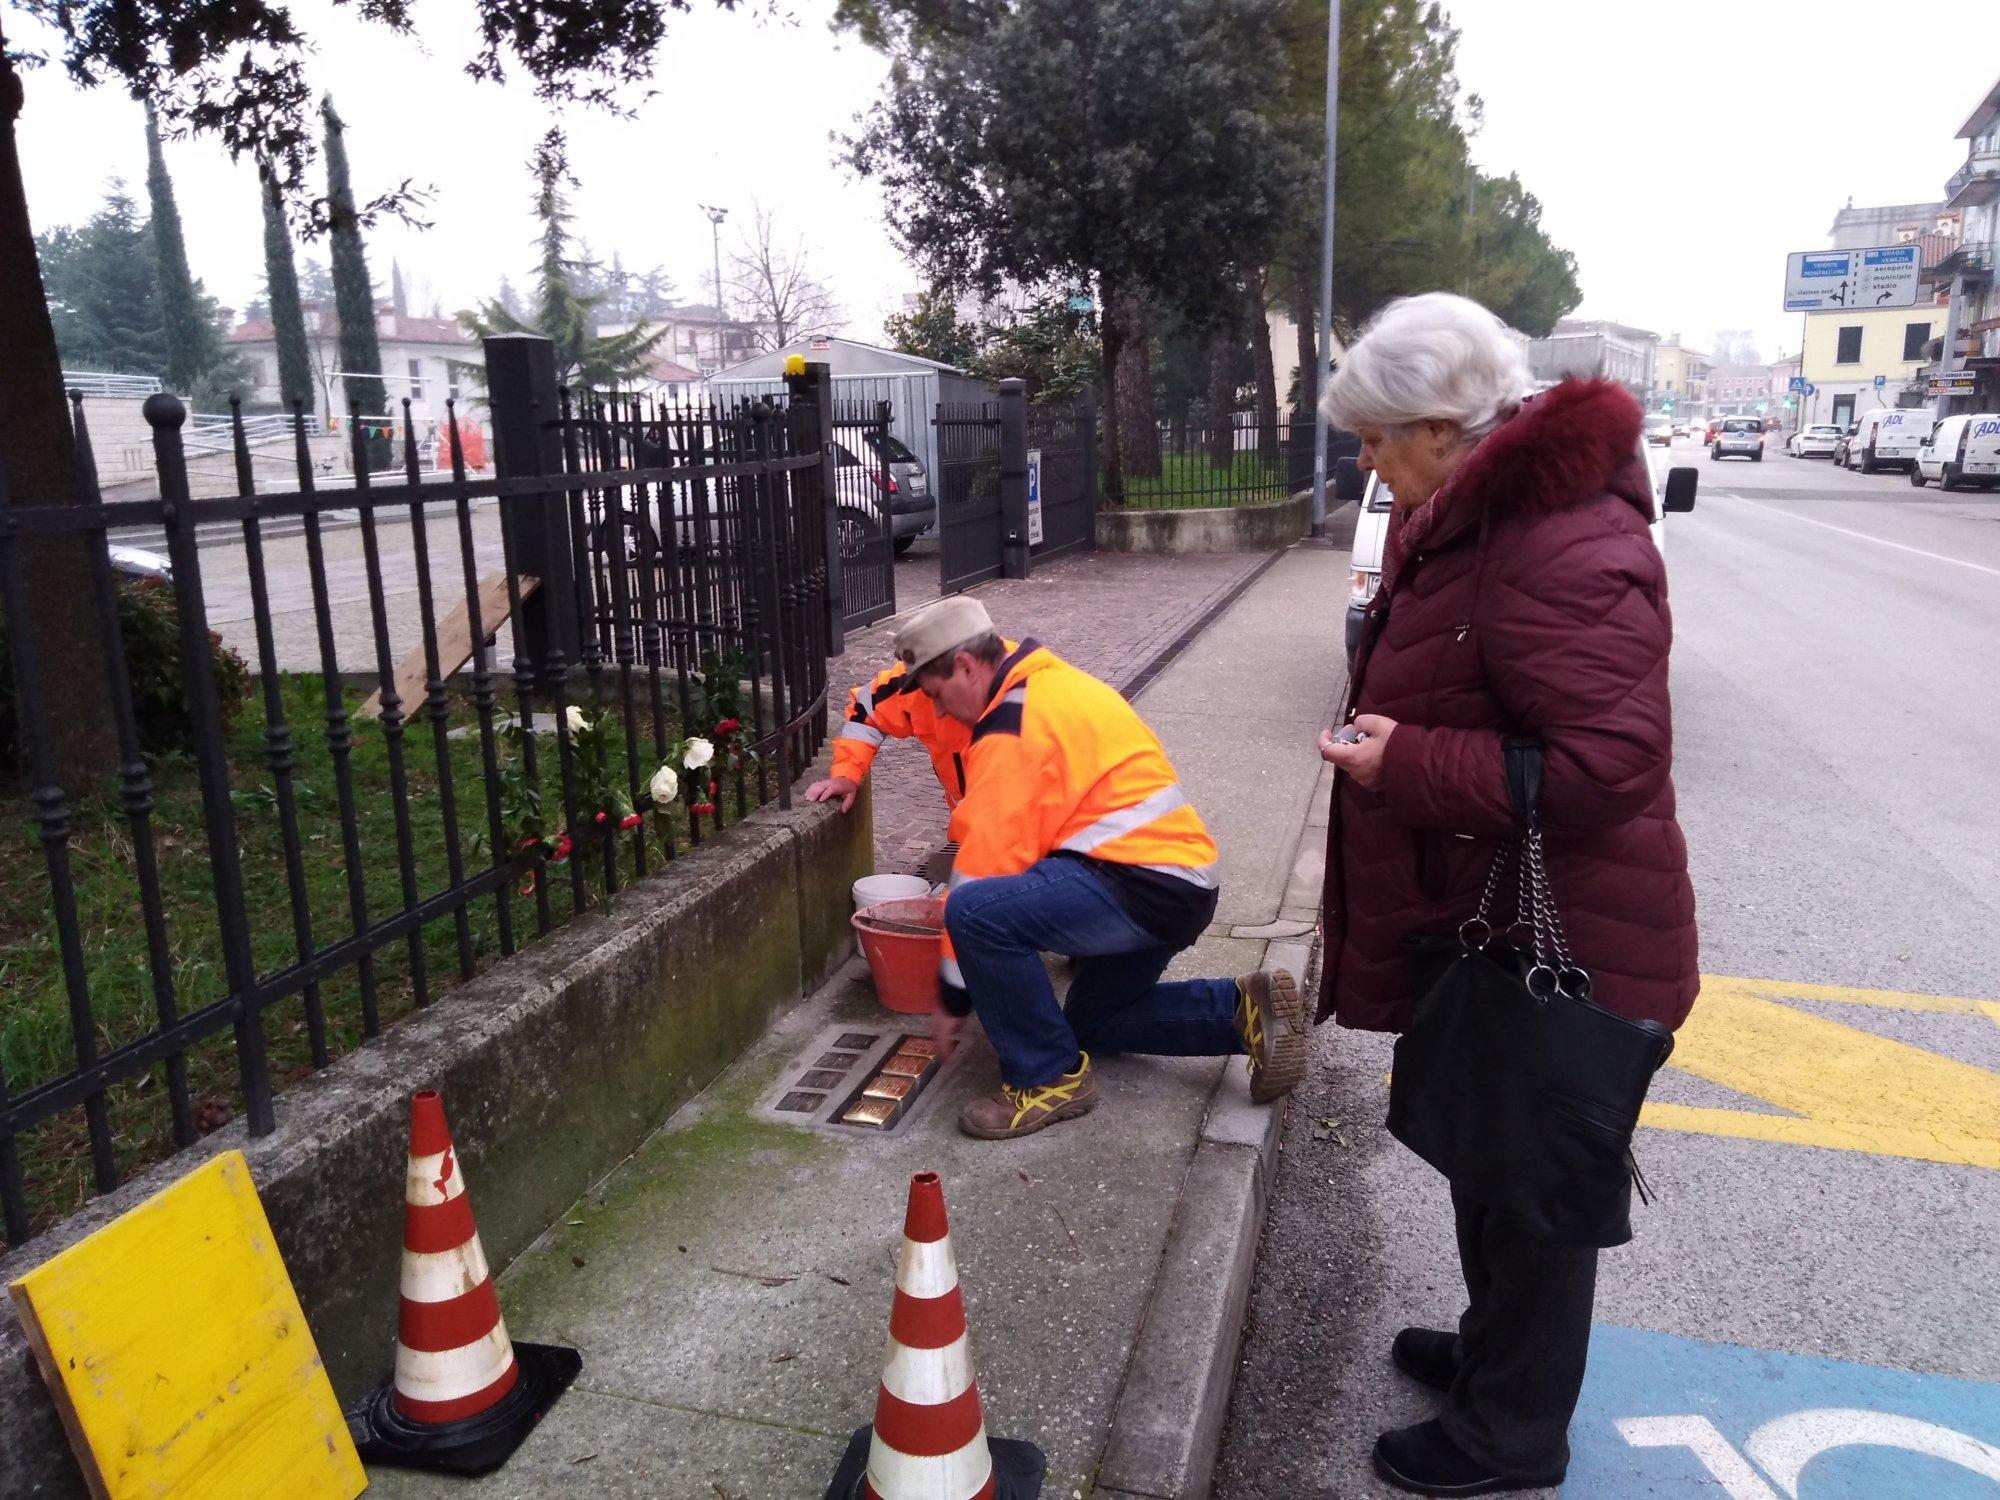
[{"left": 725, "top": 202, "right": 844, "bottom": 350}]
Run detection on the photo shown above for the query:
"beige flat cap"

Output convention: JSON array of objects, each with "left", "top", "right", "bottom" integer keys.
[{"left": 892, "top": 595, "right": 995, "bottom": 669}]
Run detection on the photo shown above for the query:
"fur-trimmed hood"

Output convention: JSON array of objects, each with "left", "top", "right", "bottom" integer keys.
[{"left": 1429, "top": 378, "right": 1647, "bottom": 548}]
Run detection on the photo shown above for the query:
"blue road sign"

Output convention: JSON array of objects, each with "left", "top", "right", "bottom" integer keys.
[
  {"left": 1788, "top": 377, "right": 1807, "bottom": 393},
  {"left": 1806, "top": 382, "right": 1817, "bottom": 397},
  {"left": 1566, "top": 1324, "right": 2000, "bottom": 1497},
  {"left": 1875, "top": 375, "right": 1887, "bottom": 388}
]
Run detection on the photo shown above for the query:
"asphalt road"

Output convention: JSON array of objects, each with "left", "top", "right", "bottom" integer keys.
[{"left": 1213, "top": 435, "right": 2000, "bottom": 1499}]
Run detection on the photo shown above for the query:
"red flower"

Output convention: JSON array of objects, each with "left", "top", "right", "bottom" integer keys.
[
  {"left": 594, "top": 810, "right": 608, "bottom": 824},
  {"left": 708, "top": 781, "right": 718, "bottom": 796},
  {"left": 552, "top": 834, "right": 574, "bottom": 863},
  {"left": 691, "top": 802, "right": 716, "bottom": 815},
  {"left": 619, "top": 813, "right": 643, "bottom": 830},
  {"left": 714, "top": 718, "right": 740, "bottom": 736}
]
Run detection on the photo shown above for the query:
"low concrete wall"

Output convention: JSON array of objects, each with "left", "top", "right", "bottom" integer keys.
[
  {"left": 1096, "top": 489, "right": 1312, "bottom": 554},
  {"left": 0, "top": 757, "right": 872, "bottom": 1497}
]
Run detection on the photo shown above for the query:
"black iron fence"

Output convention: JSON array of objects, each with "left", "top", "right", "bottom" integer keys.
[
  {"left": 0, "top": 335, "right": 828, "bottom": 1244},
  {"left": 1111, "top": 409, "right": 1313, "bottom": 510}
]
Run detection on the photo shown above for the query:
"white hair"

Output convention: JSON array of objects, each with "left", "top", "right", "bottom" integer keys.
[{"left": 1321, "top": 293, "right": 1530, "bottom": 442}]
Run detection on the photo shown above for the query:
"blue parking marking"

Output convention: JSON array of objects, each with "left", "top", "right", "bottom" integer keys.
[{"left": 1565, "top": 1325, "right": 2000, "bottom": 1497}]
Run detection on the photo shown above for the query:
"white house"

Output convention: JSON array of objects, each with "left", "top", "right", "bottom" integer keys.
[{"left": 227, "top": 308, "right": 481, "bottom": 423}]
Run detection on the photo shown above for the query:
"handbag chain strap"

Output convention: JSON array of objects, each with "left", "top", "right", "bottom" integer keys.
[{"left": 1461, "top": 828, "right": 1594, "bottom": 1004}]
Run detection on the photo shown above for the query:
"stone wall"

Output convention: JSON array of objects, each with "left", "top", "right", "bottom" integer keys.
[
  {"left": 1096, "top": 490, "right": 1312, "bottom": 554},
  {"left": 0, "top": 757, "right": 873, "bottom": 1496}
]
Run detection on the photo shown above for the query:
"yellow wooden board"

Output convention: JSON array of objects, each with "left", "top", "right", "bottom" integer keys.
[
  {"left": 359, "top": 570, "right": 538, "bottom": 720},
  {"left": 7, "top": 1151, "right": 366, "bottom": 1500}
]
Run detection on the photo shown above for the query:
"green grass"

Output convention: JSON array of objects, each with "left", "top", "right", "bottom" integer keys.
[
  {"left": 0, "top": 673, "right": 763, "bottom": 1237},
  {"left": 1111, "top": 450, "right": 1297, "bottom": 509}
]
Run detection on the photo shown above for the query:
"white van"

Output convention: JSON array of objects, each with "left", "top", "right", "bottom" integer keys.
[
  {"left": 1338, "top": 442, "right": 1695, "bottom": 664},
  {"left": 1911, "top": 412, "right": 2000, "bottom": 490},
  {"left": 1841, "top": 407, "right": 1928, "bottom": 473}
]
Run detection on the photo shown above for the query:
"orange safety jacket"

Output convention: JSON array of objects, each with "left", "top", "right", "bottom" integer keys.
[
  {"left": 938, "top": 640, "right": 1219, "bottom": 1001},
  {"left": 831, "top": 649, "right": 1015, "bottom": 806}
]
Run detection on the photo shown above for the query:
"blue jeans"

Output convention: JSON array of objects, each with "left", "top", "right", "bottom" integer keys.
[{"left": 943, "top": 858, "right": 1243, "bottom": 1089}]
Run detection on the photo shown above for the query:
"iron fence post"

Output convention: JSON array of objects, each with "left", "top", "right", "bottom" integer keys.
[
  {"left": 485, "top": 333, "right": 578, "bottom": 693},
  {"left": 1080, "top": 383, "right": 1100, "bottom": 550},
  {"left": 999, "top": 377, "right": 1030, "bottom": 579},
  {"left": 146, "top": 394, "right": 276, "bottom": 1135},
  {"left": 786, "top": 360, "right": 845, "bottom": 653}
]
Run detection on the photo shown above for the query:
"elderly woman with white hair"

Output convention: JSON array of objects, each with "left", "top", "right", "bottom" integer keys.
[{"left": 1315, "top": 294, "right": 1698, "bottom": 1496}]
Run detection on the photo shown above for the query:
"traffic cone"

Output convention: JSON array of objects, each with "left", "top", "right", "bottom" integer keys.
[
  {"left": 348, "top": 1089, "right": 582, "bottom": 1474},
  {"left": 824, "top": 1171, "right": 1047, "bottom": 1499}
]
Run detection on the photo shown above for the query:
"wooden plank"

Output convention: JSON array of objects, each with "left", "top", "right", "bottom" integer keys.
[
  {"left": 7, "top": 1151, "right": 365, "bottom": 1499},
  {"left": 359, "top": 571, "right": 538, "bottom": 719}
]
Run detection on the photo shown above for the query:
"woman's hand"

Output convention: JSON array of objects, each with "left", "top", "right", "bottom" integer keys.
[{"left": 1318, "top": 714, "right": 1398, "bottom": 790}]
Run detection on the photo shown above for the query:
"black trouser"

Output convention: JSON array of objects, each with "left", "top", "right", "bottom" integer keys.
[{"left": 1438, "top": 1183, "right": 1599, "bottom": 1479}]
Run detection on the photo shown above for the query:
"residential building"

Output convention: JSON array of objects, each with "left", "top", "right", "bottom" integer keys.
[
  {"left": 227, "top": 308, "right": 479, "bottom": 423},
  {"left": 1827, "top": 198, "right": 1957, "bottom": 251},
  {"left": 1768, "top": 353, "right": 1802, "bottom": 425},
  {"left": 609, "top": 305, "right": 778, "bottom": 376},
  {"left": 1708, "top": 364, "right": 1773, "bottom": 418},
  {"left": 1653, "top": 338, "right": 1712, "bottom": 418},
  {"left": 1933, "top": 75, "right": 2000, "bottom": 412},
  {"left": 1798, "top": 305, "right": 1947, "bottom": 428},
  {"left": 1525, "top": 319, "right": 1658, "bottom": 399}
]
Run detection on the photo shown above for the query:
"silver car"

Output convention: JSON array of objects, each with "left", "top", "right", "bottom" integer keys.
[{"left": 1710, "top": 417, "right": 1765, "bottom": 462}]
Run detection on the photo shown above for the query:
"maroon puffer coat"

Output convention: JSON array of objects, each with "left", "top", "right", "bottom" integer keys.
[{"left": 1319, "top": 378, "right": 1698, "bottom": 1032}]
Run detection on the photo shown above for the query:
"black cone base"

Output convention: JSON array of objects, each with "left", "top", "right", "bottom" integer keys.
[
  {"left": 349, "top": 1341, "right": 582, "bottom": 1476},
  {"left": 824, "top": 1423, "right": 1046, "bottom": 1499}
]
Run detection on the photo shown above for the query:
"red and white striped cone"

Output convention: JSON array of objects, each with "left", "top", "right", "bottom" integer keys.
[
  {"left": 348, "top": 1090, "right": 582, "bottom": 1475},
  {"left": 825, "top": 1172, "right": 1046, "bottom": 1500}
]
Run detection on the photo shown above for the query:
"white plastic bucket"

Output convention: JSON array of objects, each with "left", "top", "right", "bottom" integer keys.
[{"left": 852, "top": 873, "right": 931, "bottom": 913}]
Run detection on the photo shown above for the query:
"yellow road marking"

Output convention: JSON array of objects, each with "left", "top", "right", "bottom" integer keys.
[{"left": 1641, "top": 974, "right": 2000, "bottom": 1169}]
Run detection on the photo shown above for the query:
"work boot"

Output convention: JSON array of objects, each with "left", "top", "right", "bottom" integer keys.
[
  {"left": 1391, "top": 1327, "right": 1458, "bottom": 1393},
  {"left": 959, "top": 1054, "right": 1098, "bottom": 1140},
  {"left": 1373, "top": 1419, "right": 1561, "bottom": 1496},
  {"left": 1236, "top": 969, "right": 1307, "bottom": 1104}
]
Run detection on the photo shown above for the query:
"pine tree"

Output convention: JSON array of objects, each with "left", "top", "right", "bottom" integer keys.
[
  {"left": 462, "top": 133, "right": 664, "bottom": 392},
  {"left": 321, "top": 96, "right": 386, "bottom": 423},
  {"left": 143, "top": 104, "right": 242, "bottom": 402},
  {"left": 260, "top": 165, "right": 316, "bottom": 414},
  {"left": 36, "top": 182, "right": 168, "bottom": 376}
]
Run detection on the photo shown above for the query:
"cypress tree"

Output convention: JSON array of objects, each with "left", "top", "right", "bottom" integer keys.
[
  {"left": 143, "top": 102, "right": 237, "bottom": 401},
  {"left": 321, "top": 96, "right": 386, "bottom": 426},
  {"left": 259, "top": 165, "right": 315, "bottom": 414}
]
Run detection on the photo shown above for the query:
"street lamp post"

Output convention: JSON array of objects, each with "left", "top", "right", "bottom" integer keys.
[
  {"left": 699, "top": 202, "right": 728, "bottom": 323},
  {"left": 1311, "top": 0, "right": 1342, "bottom": 538}
]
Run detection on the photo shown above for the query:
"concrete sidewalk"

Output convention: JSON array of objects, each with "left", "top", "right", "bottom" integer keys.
[{"left": 366, "top": 539, "right": 1346, "bottom": 1500}]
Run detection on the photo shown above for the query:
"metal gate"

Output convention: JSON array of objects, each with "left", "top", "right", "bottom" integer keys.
[
  {"left": 1029, "top": 389, "right": 1096, "bottom": 562},
  {"left": 936, "top": 401, "right": 1004, "bottom": 594},
  {"left": 830, "top": 398, "right": 897, "bottom": 629}
]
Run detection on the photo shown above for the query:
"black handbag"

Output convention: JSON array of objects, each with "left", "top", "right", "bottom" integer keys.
[{"left": 1385, "top": 738, "right": 1675, "bottom": 1248}]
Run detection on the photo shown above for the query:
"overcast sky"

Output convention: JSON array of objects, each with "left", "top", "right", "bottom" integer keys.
[{"left": 14, "top": 0, "right": 1998, "bottom": 362}]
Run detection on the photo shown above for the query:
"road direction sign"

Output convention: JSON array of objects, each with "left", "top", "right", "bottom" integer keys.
[
  {"left": 1928, "top": 372, "right": 1978, "bottom": 396},
  {"left": 1805, "top": 382, "right": 1817, "bottom": 396},
  {"left": 1783, "top": 245, "right": 1920, "bottom": 311}
]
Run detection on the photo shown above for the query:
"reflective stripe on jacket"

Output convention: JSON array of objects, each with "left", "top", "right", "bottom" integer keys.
[
  {"left": 831, "top": 650, "right": 1011, "bottom": 807},
  {"left": 938, "top": 640, "right": 1218, "bottom": 993}
]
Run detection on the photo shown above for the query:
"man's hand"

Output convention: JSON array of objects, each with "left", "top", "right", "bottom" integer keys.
[
  {"left": 804, "top": 775, "right": 861, "bottom": 812},
  {"left": 1318, "top": 714, "right": 1398, "bottom": 790},
  {"left": 929, "top": 1009, "right": 964, "bottom": 1060}
]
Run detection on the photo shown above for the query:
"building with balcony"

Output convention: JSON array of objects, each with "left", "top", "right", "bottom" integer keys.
[
  {"left": 1934, "top": 75, "right": 2000, "bottom": 412},
  {"left": 1653, "top": 339, "right": 1711, "bottom": 418},
  {"left": 1525, "top": 319, "right": 1658, "bottom": 400}
]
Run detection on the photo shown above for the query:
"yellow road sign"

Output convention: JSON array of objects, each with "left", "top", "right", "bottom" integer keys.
[{"left": 1643, "top": 974, "right": 2000, "bottom": 1169}]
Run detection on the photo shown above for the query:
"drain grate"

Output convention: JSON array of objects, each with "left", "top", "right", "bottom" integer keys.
[{"left": 759, "top": 1025, "right": 956, "bottom": 1134}]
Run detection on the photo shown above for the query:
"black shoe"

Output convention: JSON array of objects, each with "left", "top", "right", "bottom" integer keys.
[
  {"left": 1372, "top": 1419, "right": 1562, "bottom": 1496},
  {"left": 1391, "top": 1327, "right": 1458, "bottom": 1392}
]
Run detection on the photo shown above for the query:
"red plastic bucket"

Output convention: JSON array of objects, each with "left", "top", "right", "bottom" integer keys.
[{"left": 852, "top": 897, "right": 945, "bottom": 1014}]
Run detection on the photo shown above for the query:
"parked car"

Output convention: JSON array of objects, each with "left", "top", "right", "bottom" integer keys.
[
  {"left": 1670, "top": 422, "right": 1689, "bottom": 438},
  {"left": 1840, "top": 407, "right": 1927, "bottom": 474},
  {"left": 1711, "top": 416, "right": 1765, "bottom": 461},
  {"left": 1830, "top": 423, "right": 1861, "bottom": 466},
  {"left": 833, "top": 431, "right": 933, "bottom": 556},
  {"left": 1911, "top": 413, "right": 2000, "bottom": 490},
  {"left": 1703, "top": 419, "right": 1720, "bottom": 444},
  {"left": 1788, "top": 424, "right": 1844, "bottom": 459},
  {"left": 108, "top": 545, "right": 171, "bottom": 582},
  {"left": 1341, "top": 436, "right": 1696, "bottom": 666},
  {"left": 1644, "top": 415, "right": 1673, "bottom": 447}
]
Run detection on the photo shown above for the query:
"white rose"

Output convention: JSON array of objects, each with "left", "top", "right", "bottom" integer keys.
[
  {"left": 565, "top": 704, "right": 589, "bottom": 734},
  {"left": 682, "top": 737, "right": 714, "bottom": 769},
  {"left": 648, "top": 764, "right": 679, "bottom": 805}
]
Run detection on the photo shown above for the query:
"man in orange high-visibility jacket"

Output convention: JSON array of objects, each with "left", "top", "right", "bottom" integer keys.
[
  {"left": 804, "top": 641, "right": 1020, "bottom": 817},
  {"left": 887, "top": 596, "right": 1308, "bottom": 1141}
]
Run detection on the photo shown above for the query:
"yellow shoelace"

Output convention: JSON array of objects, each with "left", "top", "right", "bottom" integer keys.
[
  {"left": 1238, "top": 982, "right": 1265, "bottom": 1074},
  {"left": 1004, "top": 1054, "right": 1091, "bottom": 1129}
]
